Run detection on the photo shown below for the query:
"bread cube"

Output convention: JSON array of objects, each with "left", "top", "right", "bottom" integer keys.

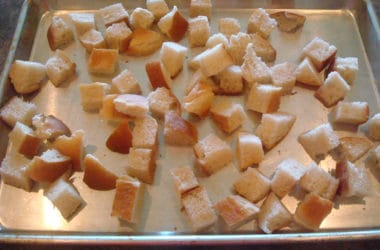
[
  {"left": 234, "top": 167, "right": 271, "bottom": 203},
  {"left": 215, "top": 65, "right": 243, "bottom": 95},
  {"left": 105, "top": 22, "right": 132, "bottom": 52},
  {"left": 106, "top": 121, "right": 132, "bottom": 154},
  {"left": 46, "top": 50, "right": 76, "bottom": 86},
  {"left": 181, "top": 186, "right": 216, "bottom": 232},
  {"left": 9, "top": 122, "right": 41, "bottom": 158},
  {"left": 126, "top": 148, "right": 156, "bottom": 184},
  {"left": 247, "top": 8, "right": 277, "bottom": 38},
  {"left": 210, "top": 98, "right": 245, "bottom": 133},
  {"left": 147, "top": 87, "right": 180, "bottom": 119},
  {"left": 0, "top": 96, "right": 36, "bottom": 127},
  {"left": 193, "top": 133, "right": 233, "bottom": 175},
  {"left": 214, "top": 195, "right": 259, "bottom": 230},
  {"left": 160, "top": 42, "right": 188, "bottom": 77},
  {"left": 132, "top": 115, "right": 158, "bottom": 152},
  {"left": 130, "top": 7, "right": 154, "bottom": 30},
  {"left": 271, "top": 62, "right": 296, "bottom": 94},
  {"left": 241, "top": 43, "right": 271, "bottom": 85},
  {"left": 170, "top": 166, "right": 199, "bottom": 195},
  {"left": 237, "top": 133, "right": 264, "bottom": 170},
  {"left": 113, "top": 94, "right": 149, "bottom": 118},
  {"left": 111, "top": 68, "right": 141, "bottom": 95},
  {"left": 47, "top": 16, "right": 74, "bottom": 50},
  {"left": 32, "top": 114, "right": 71, "bottom": 141},
  {"left": 79, "top": 29, "right": 106, "bottom": 53},
  {"left": 145, "top": 60, "right": 172, "bottom": 90},
  {"left": 198, "top": 44, "right": 233, "bottom": 77},
  {"left": 146, "top": 0, "right": 169, "bottom": 20},
  {"left": 228, "top": 32, "right": 252, "bottom": 65},
  {"left": 294, "top": 192, "right": 333, "bottom": 231},
  {"left": 340, "top": 136, "right": 373, "bottom": 162},
  {"left": 271, "top": 158, "right": 306, "bottom": 198},
  {"left": 99, "top": 3, "right": 129, "bottom": 27},
  {"left": 185, "top": 69, "right": 215, "bottom": 95},
  {"left": 336, "top": 160, "right": 371, "bottom": 198},
  {"left": 190, "top": 0, "right": 211, "bottom": 19},
  {"left": 87, "top": 48, "right": 118, "bottom": 75},
  {"left": 69, "top": 13, "right": 95, "bottom": 35},
  {"left": 99, "top": 94, "right": 131, "bottom": 121},
  {"left": 370, "top": 145, "right": 380, "bottom": 168},
  {"left": 368, "top": 113, "right": 380, "bottom": 140},
  {"left": 255, "top": 112, "right": 296, "bottom": 149},
  {"left": 333, "top": 57, "right": 358, "bottom": 85},
  {"left": 315, "top": 71, "right": 351, "bottom": 107},
  {"left": 158, "top": 6, "right": 188, "bottom": 42},
  {"left": 126, "top": 28, "right": 163, "bottom": 56},
  {"left": 251, "top": 33, "right": 276, "bottom": 63},
  {"left": 79, "top": 82, "right": 110, "bottom": 112},
  {"left": 183, "top": 82, "right": 214, "bottom": 118},
  {"left": 295, "top": 57, "right": 323, "bottom": 87},
  {"left": 0, "top": 151, "right": 33, "bottom": 191},
  {"left": 206, "top": 33, "right": 229, "bottom": 49},
  {"left": 188, "top": 16, "right": 210, "bottom": 48},
  {"left": 258, "top": 193, "right": 292, "bottom": 233},
  {"left": 9, "top": 60, "right": 46, "bottom": 94},
  {"left": 331, "top": 101, "right": 369, "bottom": 125},
  {"left": 164, "top": 111, "right": 198, "bottom": 146},
  {"left": 83, "top": 154, "right": 118, "bottom": 190},
  {"left": 302, "top": 37, "right": 337, "bottom": 72},
  {"left": 269, "top": 11, "right": 306, "bottom": 33},
  {"left": 218, "top": 18, "right": 240, "bottom": 37},
  {"left": 246, "top": 84, "right": 282, "bottom": 114}
]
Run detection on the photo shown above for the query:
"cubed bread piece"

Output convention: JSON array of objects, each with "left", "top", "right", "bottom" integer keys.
[
  {"left": 164, "top": 111, "right": 198, "bottom": 146},
  {"left": 111, "top": 175, "right": 143, "bottom": 223},
  {"left": 127, "top": 28, "right": 163, "bottom": 56},
  {"left": 46, "top": 50, "right": 76, "bottom": 86},
  {"left": 146, "top": 0, "right": 169, "bottom": 20},
  {"left": 185, "top": 69, "right": 216, "bottom": 95},
  {"left": 302, "top": 37, "right": 337, "bottom": 72},
  {"left": 198, "top": 44, "right": 233, "bottom": 77},
  {"left": 218, "top": 17, "right": 240, "bottom": 37},
  {"left": 234, "top": 168, "right": 271, "bottom": 203},
  {"left": 160, "top": 42, "right": 188, "bottom": 77},
  {"left": 247, "top": 8, "right": 277, "bottom": 38},
  {"left": 271, "top": 62, "right": 296, "bottom": 94},
  {"left": 126, "top": 148, "right": 156, "bottom": 184},
  {"left": 295, "top": 57, "right": 323, "bottom": 87},
  {"left": 258, "top": 193, "right": 292, "bottom": 233},
  {"left": 228, "top": 32, "right": 252, "bottom": 65},
  {"left": 181, "top": 186, "right": 217, "bottom": 232},
  {"left": 69, "top": 13, "right": 95, "bottom": 35},
  {"left": 111, "top": 68, "right": 141, "bottom": 95},
  {"left": 170, "top": 166, "right": 199, "bottom": 196},
  {"left": 210, "top": 98, "right": 245, "bottom": 133},
  {"left": 132, "top": 115, "right": 158, "bottom": 152},
  {"left": 87, "top": 48, "right": 118, "bottom": 75},
  {"left": 183, "top": 81, "right": 214, "bottom": 118},
  {"left": 315, "top": 71, "right": 351, "bottom": 107},
  {"left": 215, "top": 65, "right": 243, "bottom": 95},
  {"left": 113, "top": 94, "right": 149, "bottom": 118},
  {"left": 145, "top": 60, "right": 172, "bottom": 90},
  {"left": 130, "top": 7, "right": 154, "bottom": 30},
  {"left": 52, "top": 130, "right": 85, "bottom": 172},
  {"left": 79, "top": 82, "right": 110, "bottom": 112},
  {"left": 299, "top": 162, "right": 339, "bottom": 200},
  {"left": 147, "top": 87, "right": 180, "bottom": 119},
  {"left": 45, "top": 177, "right": 85, "bottom": 219},
  {"left": 298, "top": 123, "right": 341, "bottom": 162},
  {"left": 99, "top": 3, "right": 129, "bottom": 27},
  {"left": 47, "top": 16, "right": 74, "bottom": 50},
  {"left": 237, "top": 133, "right": 264, "bottom": 170},
  {"left": 83, "top": 154, "right": 118, "bottom": 190},
  {"left": 241, "top": 43, "right": 271, "bottom": 85},
  {"left": 368, "top": 113, "right": 380, "bottom": 140},
  {"left": 270, "top": 11, "right": 306, "bottom": 33},
  {"left": 255, "top": 112, "right": 296, "bottom": 150},
  {"left": 340, "top": 136, "right": 373, "bottom": 162},
  {"left": 106, "top": 120, "right": 132, "bottom": 154},
  {"left": 105, "top": 22, "right": 132, "bottom": 52},
  {"left": 331, "top": 101, "right": 369, "bottom": 125},
  {"left": 246, "top": 83, "right": 282, "bottom": 114},
  {"left": 206, "top": 33, "right": 229, "bottom": 49},
  {"left": 158, "top": 6, "right": 188, "bottom": 42},
  {"left": 9, "top": 122, "right": 41, "bottom": 158},
  {"left": 294, "top": 193, "right": 333, "bottom": 231},
  {"left": 9, "top": 60, "right": 46, "bottom": 94},
  {"left": 79, "top": 29, "right": 106, "bottom": 53},
  {"left": 32, "top": 114, "right": 71, "bottom": 141},
  {"left": 99, "top": 94, "right": 131, "bottom": 121},
  {"left": 0, "top": 151, "right": 33, "bottom": 191},
  {"left": 193, "top": 133, "right": 233, "bottom": 175},
  {"left": 271, "top": 158, "right": 306, "bottom": 198},
  {"left": 336, "top": 160, "right": 371, "bottom": 198},
  {"left": 251, "top": 33, "right": 276, "bottom": 63},
  {"left": 333, "top": 57, "right": 358, "bottom": 85},
  {"left": 214, "top": 195, "right": 259, "bottom": 230},
  {"left": 190, "top": 0, "right": 211, "bottom": 19},
  {"left": 0, "top": 96, "right": 36, "bottom": 127}
]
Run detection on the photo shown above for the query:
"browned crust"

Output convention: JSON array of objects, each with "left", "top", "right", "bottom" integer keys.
[
  {"left": 111, "top": 178, "right": 139, "bottom": 222},
  {"left": 270, "top": 11, "right": 306, "bottom": 33},
  {"left": 145, "top": 61, "right": 170, "bottom": 90},
  {"left": 315, "top": 51, "right": 337, "bottom": 72},
  {"left": 27, "top": 153, "right": 72, "bottom": 182},
  {"left": 106, "top": 121, "right": 133, "bottom": 154},
  {"left": 83, "top": 155, "right": 118, "bottom": 190},
  {"left": 18, "top": 134, "right": 41, "bottom": 158},
  {"left": 126, "top": 29, "right": 163, "bottom": 56},
  {"left": 168, "top": 11, "right": 189, "bottom": 42},
  {"left": 335, "top": 161, "right": 349, "bottom": 196},
  {"left": 47, "top": 25, "right": 56, "bottom": 50},
  {"left": 164, "top": 111, "right": 198, "bottom": 146}
]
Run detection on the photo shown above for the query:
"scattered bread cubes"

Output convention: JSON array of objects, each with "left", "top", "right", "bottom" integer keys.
[
  {"left": 47, "top": 16, "right": 74, "bottom": 50},
  {"left": 9, "top": 60, "right": 46, "bottom": 94},
  {"left": 0, "top": 96, "right": 36, "bottom": 127},
  {"left": 87, "top": 48, "right": 119, "bottom": 75},
  {"left": 190, "top": 0, "right": 211, "bottom": 19},
  {"left": 247, "top": 8, "right": 277, "bottom": 38},
  {"left": 336, "top": 160, "right": 371, "bottom": 198},
  {"left": 188, "top": 16, "right": 211, "bottom": 48},
  {"left": 147, "top": 87, "right": 180, "bottom": 119},
  {"left": 164, "top": 111, "right": 198, "bottom": 146},
  {"left": 234, "top": 168, "right": 271, "bottom": 203},
  {"left": 126, "top": 148, "right": 156, "bottom": 184},
  {"left": 302, "top": 37, "right": 337, "bottom": 72},
  {"left": 315, "top": 71, "right": 350, "bottom": 107},
  {"left": 105, "top": 22, "right": 132, "bottom": 52},
  {"left": 210, "top": 98, "right": 245, "bottom": 133},
  {"left": 236, "top": 133, "right": 264, "bottom": 171},
  {"left": 330, "top": 101, "right": 369, "bottom": 125},
  {"left": 158, "top": 6, "right": 188, "bottom": 42},
  {"left": 99, "top": 3, "right": 129, "bottom": 27},
  {"left": 46, "top": 50, "right": 76, "bottom": 87},
  {"left": 79, "top": 82, "right": 110, "bottom": 112}
]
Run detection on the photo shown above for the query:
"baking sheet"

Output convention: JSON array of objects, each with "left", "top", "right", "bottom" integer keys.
[{"left": 0, "top": 0, "right": 380, "bottom": 244}]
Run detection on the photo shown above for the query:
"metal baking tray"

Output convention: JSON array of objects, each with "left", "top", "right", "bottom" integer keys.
[{"left": 0, "top": 0, "right": 380, "bottom": 245}]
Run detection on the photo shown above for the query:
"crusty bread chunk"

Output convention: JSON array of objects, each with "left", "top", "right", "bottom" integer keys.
[
  {"left": 214, "top": 65, "right": 243, "bottom": 95},
  {"left": 368, "top": 113, "right": 380, "bottom": 140},
  {"left": 193, "top": 133, "right": 233, "bottom": 175},
  {"left": 146, "top": 0, "right": 169, "bottom": 20},
  {"left": 79, "top": 82, "right": 110, "bottom": 112},
  {"left": 111, "top": 175, "right": 143, "bottom": 223},
  {"left": 79, "top": 29, "right": 106, "bottom": 53},
  {"left": 148, "top": 87, "right": 180, "bottom": 119},
  {"left": 181, "top": 186, "right": 216, "bottom": 232},
  {"left": 170, "top": 166, "right": 199, "bottom": 196},
  {"left": 160, "top": 42, "right": 188, "bottom": 77},
  {"left": 241, "top": 43, "right": 271, "bottom": 85},
  {"left": 132, "top": 115, "right": 158, "bottom": 152},
  {"left": 87, "top": 48, "right": 118, "bottom": 75},
  {"left": 331, "top": 101, "right": 369, "bottom": 125},
  {"left": 9, "top": 122, "right": 41, "bottom": 158},
  {"left": 251, "top": 33, "right": 276, "bottom": 63},
  {"left": 69, "top": 13, "right": 95, "bottom": 35},
  {"left": 299, "top": 162, "right": 339, "bottom": 200},
  {"left": 130, "top": 7, "right": 154, "bottom": 30},
  {"left": 237, "top": 133, "right": 264, "bottom": 171},
  {"left": 52, "top": 130, "right": 85, "bottom": 172},
  {"left": 105, "top": 22, "right": 132, "bottom": 52},
  {"left": 111, "top": 68, "right": 141, "bottom": 95},
  {"left": 164, "top": 111, "right": 198, "bottom": 146},
  {"left": 83, "top": 154, "right": 118, "bottom": 190},
  {"left": 302, "top": 37, "right": 337, "bottom": 72},
  {"left": 198, "top": 44, "right": 233, "bottom": 77},
  {"left": 271, "top": 158, "right": 306, "bottom": 198},
  {"left": 45, "top": 178, "right": 85, "bottom": 219},
  {"left": 234, "top": 167, "right": 271, "bottom": 203},
  {"left": 46, "top": 50, "right": 76, "bottom": 86},
  {"left": 340, "top": 136, "right": 373, "bottom": 162},
  {"left": 145, "top": 60, "right": 172, "bottom": 90},
  {"left": 332, "top": 57, "right": 358, "bottom": 85},
  {"left": 270, "top": 11, "right": 306, "bottom": 33},
  {"left": 158, "top": 6, "right": 189, "bottom": 42},
  {"left": 32, "top": 114, "right": 71, "bottom": 141},
  {"left": 298, "top": 123, "right": 340, "bottom": 162},
  {"left": 228, "top": 32, "right": 252, "bottom": 65},
  {"left": 206, "top": 33, "right": 229, "bottom": 49},
  {"left": 246, "top": 83, "right": 282, "bottom": 114},
  {"left": 106, "top": 120, "right": 132, "bottom": 154},
  {"left": 218, "top": 17, "right": 240, "bottom": 37},
  {"left": 99, "top": 94, "right": 131, "bottom": 121},
  {"left": 258, "top": 192, "right": 292, "bottom": 233},
  {"left": 295, "top": 57, "right": 323, "bottom": 87},
  {"left": 113, "top": 94, "right": 149, "bottom": 118},
  {"left": 0, "top": 96, "right": 36, "bottom": 127},
  {"left": 47, "top": 16, "right": 74, "bottom": 50},
  {"left": 255, "top": 112, "right": 296, "bottom": 150},
  {"left": 214, "top": 195, "right": 259, "bottom": 230},
  {"left": 247, "top": 8, "right": 277, "bottom": 38},
  {"left": 126, "top": 147, "right": 156, "bottom": 184},
  {"left": 315, "top": 71, "right": 351, "bottom": 107},
  {"left": 185, "top": 69, "right": 216, "bottom": 95},
  {"left": 190, "top": 0, "right": 211, "bottom": 19},
  {"left": 127, "top": 28, "right": 163, "bottom": 56},
  {"left": 336, "top": 160, "right": 371, "bottom": 198},
  {"left": 99, "top": 3, "right": 129, "bottom": 27},
  {"left": 9, "top": 60, "right": 46, "bottom": 94},
  {"left": 183, "top": 82, "right": 214, "bottom": 118},
  {"left": 271, "top": 62, "right": 296, "bottom": 94},
  {"left": 210, "top": 98, "right": 245, "bottom": 133}
]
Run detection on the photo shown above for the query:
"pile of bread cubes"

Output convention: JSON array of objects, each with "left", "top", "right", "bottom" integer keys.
[{"left": 1, "top": 0, "right": 380, "bottom": 234}]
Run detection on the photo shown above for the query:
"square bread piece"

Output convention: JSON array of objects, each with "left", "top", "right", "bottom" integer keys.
[
  {"left": 129, "top": 7, "right": 154, "bottom": 30},
  {"left": 105, "top": 22, "right": 132, "bottom": 52},
  {"left": 215, "top": 65, "right": 243, "bottom": 95},
  {"left": 368, "top": 113, "right": 380, "bottom": 140},
  {"left": 9, "top": 122, "right": 41, "bottom": 158},
  {"left": 214, "top": 195, "right": 259, "bottom": 230},
  {"left": 47, "top": 16, "right": 74, "bottom": 51},
  {"left": 160, "top": 42, "right": 188, "bottom": 78},
  {"left": 330, "top": 101, "right": 369, "bottom": 125},
  {"left": 247, "top": 8, "right": 277, "bottom": 38},
  {"left": 190, "top": 0, "right": 211, "bottom": 19},
  {"left": 9, "top": 60, "right": 46, "bottom": 94},
  {"left": 271, "top": 62, "right": 296, "bottom": 94},
  {"left": 302, "top": 37, "right": 337, "bottom": 72},
  {"left": 126, "top": 147, "right": 156, "bottom": 184},
  {"left": 146, "top": 0, "right": 169, "bottom": 20},
  {"left": 333, "top": 57, "right": 358, "bottom": 85},
  {"left": 315, "top": 71, "right": 350, "bottom": 107},
  {"left": 246, "top": 84, "right": 282, "bottom": 114},
  {"left": 193, "top": 133, "right": 233, "bottom": 175},
  {"left": 181, "top": 186, "right": 217, "bottom": 232},
  {"left": 218, "top": 18, "right": 241, "bottom": 37},
  {"left": 206, "top": 33, "right": 229, "bottom": 49},
  {"left": 295, "top": 57, "right": 323, "bottom": 87},
  {"left": 241, "top": 43, "right": 272, "bottom": 85},
  {"left": 340, "top": 136, "right": 373, "bottom": 163},
  {"left": 113, "top": 94, "right": 149, "bottom": 118},
  {"left": 251, "top": 33, "right": 276, "bottom": 63},
  {"left": 210, "top": 98, "right": 245, "bottom": 133},
  {"left": 69, "top": 13, "right": 95, "bottom": 35},
  {"left": 0, "top": 96, "right": 36, "bottom": 127},
  {"left": 170, "top": 166, "right": 199, "bottom": 196},
  {"left": 228, "top": 32, "right": 252, "bottom": 66},
  {"left": 147, "top": 87, "right": 180, "bottom": 119},
  {"left": 157, "top": 6, "right": 188, "bottom": 42},
  {"left": 197, "top": 43, "right": 233, "bottom": 77},
  {"left": 99, "top": 3, "right": 129, "bottom": 27},
  {"left": 111, "top": 68, "right": 141, "bottom": 95},
  {"left": 237, "top": 133, "right": 264, "bottom": 171},
  {"left": 99, "top": 94, "right": 131, "bottom": 121},
  {"left": 234, "top": 167, "right": 271, "bottom": 203},
  {"left": 87, "top": 48, "right": 119, "bottom": 75},
  {"left": 183, "top": 82, "right": 214, "bottom": 118},
  {"left": 31, "top": 114, "right": 71, "bottom": 141},
  {"left": 132, "top": 115, "right": 158, "bottom": 152},
  {"left": 188, "top": 16, "right": 211, "bottom": 48},
  {"left": 46, "top": 49, "right": 76, "bottom": 87},
  {"left": 336, "top": 160, "right": 371, "bottom": 198},
  {"left": 145, "top": 60, "right": 172, "bottom": 90},
  {"left": 164, "top": 111, "right": 198, "bottom": 146},
  {"left": 79, "top": 82, "right": 110, "bottom": 112},
  {"left": 79, "top": 29, "right": 106, "bottom": 53}
]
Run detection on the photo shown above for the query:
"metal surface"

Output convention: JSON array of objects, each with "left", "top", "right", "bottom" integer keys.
[{"left": 0, "top": 0, "right": 380, "bottom": 244}]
